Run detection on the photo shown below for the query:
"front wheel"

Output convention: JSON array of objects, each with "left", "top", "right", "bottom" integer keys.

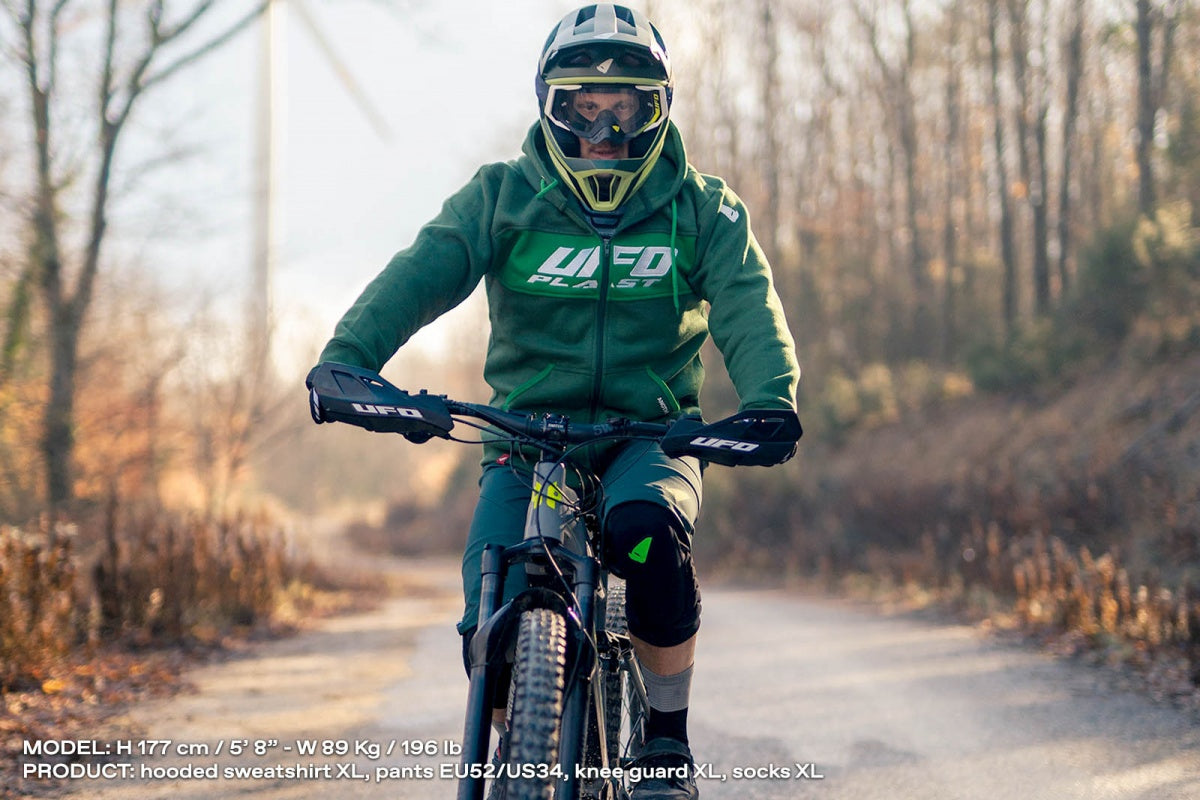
[{"left": 502, "top": 608, "right": 568, "bottom": 800}]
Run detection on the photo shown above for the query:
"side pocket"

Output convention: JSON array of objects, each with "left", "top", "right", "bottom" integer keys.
[
  {"left": 644, "top": 367, "right": 681, "bottom": 415},
  {"left": 502, "top": 364, "right": 556, "bottom": 411}
]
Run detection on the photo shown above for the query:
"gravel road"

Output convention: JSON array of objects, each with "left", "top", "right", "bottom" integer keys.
[{"left": 28, "top": 558, "right": 1200, "bottom": 800}]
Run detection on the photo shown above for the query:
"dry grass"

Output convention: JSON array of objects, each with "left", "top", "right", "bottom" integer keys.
[
  {"left": 1, "top": 509, "right": 291, "bottom": 694},
  {"left": 702, "top": 349, "right": 1200, "bottom": 705},
  {"left": 0, "top": 503, "right": 368, "bottom": 797}
]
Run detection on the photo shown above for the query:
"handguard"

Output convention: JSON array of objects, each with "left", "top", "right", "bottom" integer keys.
[
  {"left": 661, "top": 409, "right": 802, "bottom": 467},
  {"left": 306, "top": 362, "right": 454, "bottom": 440}
]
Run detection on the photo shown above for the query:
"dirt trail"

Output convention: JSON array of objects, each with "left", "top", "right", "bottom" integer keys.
[
  {"left": 16, "top": 561, "right": 1200, "bottom": 800},
  {"left": 27, "top": 557, "right": 465, "bottom": 800}
]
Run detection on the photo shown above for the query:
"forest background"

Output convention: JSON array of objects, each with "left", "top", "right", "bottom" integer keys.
[{"left": 1, "top": 0, "right": 1199, "bottom": 733}]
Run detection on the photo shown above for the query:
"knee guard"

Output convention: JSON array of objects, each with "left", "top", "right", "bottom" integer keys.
[{"left": 603, "top": 501, "right": 701, "bottom": 647}]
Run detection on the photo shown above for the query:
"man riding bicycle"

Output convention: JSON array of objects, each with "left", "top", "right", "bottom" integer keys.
[{"left": 310, "top": 5, "right": 800, "bottom": 798}]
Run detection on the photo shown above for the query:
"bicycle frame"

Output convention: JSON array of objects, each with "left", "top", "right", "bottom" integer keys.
[{"left": 457, "top": 456, "right": 644, "bottom": 800}]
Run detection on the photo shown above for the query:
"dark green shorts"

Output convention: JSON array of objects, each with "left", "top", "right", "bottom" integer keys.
[{"left": 457, "top": 440, "right": 703, "bottom": 634}]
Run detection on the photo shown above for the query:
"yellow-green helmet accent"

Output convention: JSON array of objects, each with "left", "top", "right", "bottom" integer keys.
[{"left": 535, "top": 4, "right": 673, "bottom": 213}]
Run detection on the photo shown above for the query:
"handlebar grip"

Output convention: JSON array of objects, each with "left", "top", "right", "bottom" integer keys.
[
  {"left": 662, "top": 409, "right": 801, "bottom": 466},
  {"left": 307, "top": 362, "right": 454, "bottom": 438}
]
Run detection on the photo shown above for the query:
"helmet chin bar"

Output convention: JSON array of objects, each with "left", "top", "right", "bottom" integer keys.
[
  {"left": 590, "top": 174, "right": 616, "bottom": 206},
  {"left": 547, "top": 135, "right": 666, "bottom": 213}
]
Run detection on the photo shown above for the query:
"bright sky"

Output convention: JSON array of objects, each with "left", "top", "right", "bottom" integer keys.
[
  {"left": 2, "top": 1, "right": 711, "bottom": 382},
  {"left": 130, "top": 0, "right": 588, "bottom": 376}
]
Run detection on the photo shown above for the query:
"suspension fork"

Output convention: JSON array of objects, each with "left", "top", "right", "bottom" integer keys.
[
  {"left": 555, "top": 554, "right": 599, "bottom": 799},
  {"left": 461, "top": 539, "right": 601, "bottom": 799},
  {"left": 458, "top": 545, "right": 507, "bottom": 800}
]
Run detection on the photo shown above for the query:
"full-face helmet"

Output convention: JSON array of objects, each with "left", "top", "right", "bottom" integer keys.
[{"left": 535, "top": 4, "right": 673, "bottom": 213}]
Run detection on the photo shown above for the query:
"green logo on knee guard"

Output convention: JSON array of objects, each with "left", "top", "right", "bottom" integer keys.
[{"left": 628, "top": 536, "right": 653, "bottom": 564}]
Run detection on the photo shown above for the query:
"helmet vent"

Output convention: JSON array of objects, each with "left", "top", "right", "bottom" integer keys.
[
  {"left": 569, "top": 4, "right": 639, "bottom": 38},
  {"left": 613, "top": 6, "right": 637, "bottom": 26}
]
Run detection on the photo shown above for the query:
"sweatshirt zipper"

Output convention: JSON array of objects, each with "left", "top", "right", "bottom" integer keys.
[{"left": 589, "top": 235, "right": 613, "bottom": 419}]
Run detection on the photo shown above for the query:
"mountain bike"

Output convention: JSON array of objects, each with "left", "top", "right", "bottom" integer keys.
[{"left": 307, "top": 362, "right": 801, "bottom": 800}]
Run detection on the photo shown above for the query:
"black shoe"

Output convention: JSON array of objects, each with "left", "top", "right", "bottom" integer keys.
[{"left": 629, "top": 737, "right": 699, "bottom": 800}]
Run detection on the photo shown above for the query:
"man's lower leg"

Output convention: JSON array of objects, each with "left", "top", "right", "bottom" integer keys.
[{"left": 632, "top": 633, "right": 695, "bottom": 744}]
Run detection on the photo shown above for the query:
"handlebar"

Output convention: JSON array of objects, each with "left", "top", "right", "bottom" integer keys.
[
  {"left": 306, "top": 362, "right": 801, "bottom": 467},
  {"left": 447, "top": 397, "right": 672, "bottom": 446}
]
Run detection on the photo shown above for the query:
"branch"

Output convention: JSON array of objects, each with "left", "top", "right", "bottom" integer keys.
[
  {"left": 73, "top": 0, "right": 267, "bottom": 321},
  {"left": 1157, "top": 0, "right": 1179, "bottom": 112},
  {"left": 139, "top": 1, "right": 268, "bottom": 94},
  {"left": 45, "top": 0, "right": 71, "bottom": 95},
  {"left": 17, "top": 0, "right": 64, "bottom": 305},
  {"left": 157, "top": 0, "right": 215, "bottom": 43},
  {"left": 851, "top": 0, "right": 899, "bottom": 94},
  {"left": 0, "top": 0, "right": 23, "bottom": 29},
  {"left": 98, "top": 0, "right": 117, "bottom": 129},
  {"left": 14, "top": 0, "right": 38, "bottom": 90}
]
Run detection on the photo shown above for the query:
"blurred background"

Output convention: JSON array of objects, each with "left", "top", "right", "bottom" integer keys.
[{"left": 1, "top": 0, "right": 1199, "bottom": 711}]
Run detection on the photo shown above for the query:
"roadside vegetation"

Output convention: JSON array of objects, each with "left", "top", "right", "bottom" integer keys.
[
  {"left": 645, "top": 0, "right": 1200, "bottom": 707},
  {"left": 0, "top": 508, "right": 353, "bottom": 764},
  {"left": 696, "top": 206, "right": 1200, "bottom": 706}
]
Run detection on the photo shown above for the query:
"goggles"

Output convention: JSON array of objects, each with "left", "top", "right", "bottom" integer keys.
[{"left": 543, "top": 83, "right": 668, "bottom": 147}]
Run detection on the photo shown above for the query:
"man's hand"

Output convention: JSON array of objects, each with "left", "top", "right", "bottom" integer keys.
[{"left": 662, "top": 408, "right": 801, "bottom": 466}]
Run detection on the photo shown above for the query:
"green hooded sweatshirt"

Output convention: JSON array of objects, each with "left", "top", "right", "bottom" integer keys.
[{"left": 318, "top": 122, "right": 799, "bottom": 450}]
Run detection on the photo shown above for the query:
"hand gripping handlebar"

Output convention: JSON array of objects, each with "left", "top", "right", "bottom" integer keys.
[{"left": 306, "top": 362, "right": 801, "bottom": 466}]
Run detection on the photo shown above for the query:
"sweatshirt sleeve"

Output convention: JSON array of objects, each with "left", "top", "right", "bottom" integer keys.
[
  {"left": 317, "top": 166, "right": 500, "bottom": 370},
  {"left": 689, "top": 183, "right": 800, "bottom": 411}
]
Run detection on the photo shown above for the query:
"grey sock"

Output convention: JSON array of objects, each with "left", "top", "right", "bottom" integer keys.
[{"left": 638, "top": 660, "right": 693, "bottom": 713}]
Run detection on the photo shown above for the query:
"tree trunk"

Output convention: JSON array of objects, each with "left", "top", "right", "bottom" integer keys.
[
  {"left": 759, "top": 0, "right": 781, "bottom": 267},
  {"left": 43, "top": 310, "right": 80, "bottom": 512},
  {"left": 1136, "top": 0, "right": 1157, "bottom": 215},
  {"left": 857, "top": 0, "right": 931, "bottom": 358},
  {"left": 1008, "top": 0, "right": 1053, "bottom": 316},
  {"left": 1033, "top": 0, "right": 1052, "bottom": 312},
  {"left": 942, "top": 4, "right": 963, "bottom": 363},
  {"left": 988, "top": 0, "right": 1019, "bottom": 333},
  {"left": 1033, "top": 90, "right": 1051, "bottom": 313},
  {"left": 1057, "top": 0, "right": 1086, "bottom": 298}
]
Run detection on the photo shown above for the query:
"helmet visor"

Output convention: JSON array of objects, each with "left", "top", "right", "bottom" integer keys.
[{"left": 543, "top": 83, "right": 667, "bottom": 146}]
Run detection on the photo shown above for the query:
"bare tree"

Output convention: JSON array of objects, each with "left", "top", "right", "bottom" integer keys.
[
  {"left": 1006, "top": 0, "right": 1053, "bottom": 316},
  {"left": 758, "top": 0, "right": 781, "bottom": 266},
  {"left": 1134, "top": 0, "right": 1184, "bottom": 216},
  {"left": 633, "top": 0, "right": 1196, "bottom": 374},
  {"left": 2, "top": 0, "right": 267, "bottom": 517},
  {"left": 1136, "top": 0, "right": 1158, "bottom": 214},
  {"left": 941, "top": 0, "right": 964, "bottom": 362},
  {"left": 988, "top": 0, "right": 1020, "bottom": 333},
  {"left": 855, "top": 0, "right": 933, "bottom": 358},
  {"left": 1031, "top": 0, "right": 1053, "bottom": 313},
  {"left": 1057, "top": 0, "right": 1087, "bottom": 298}
]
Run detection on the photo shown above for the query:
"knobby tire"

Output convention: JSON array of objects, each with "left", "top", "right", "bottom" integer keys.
[{"left": 504, "top": 608, "right": 568, "bottom": 800}]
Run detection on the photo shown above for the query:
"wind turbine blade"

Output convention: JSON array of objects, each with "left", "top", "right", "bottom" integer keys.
[{"left": 291, "top": 0, "right": 395, "bottom": 142}]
